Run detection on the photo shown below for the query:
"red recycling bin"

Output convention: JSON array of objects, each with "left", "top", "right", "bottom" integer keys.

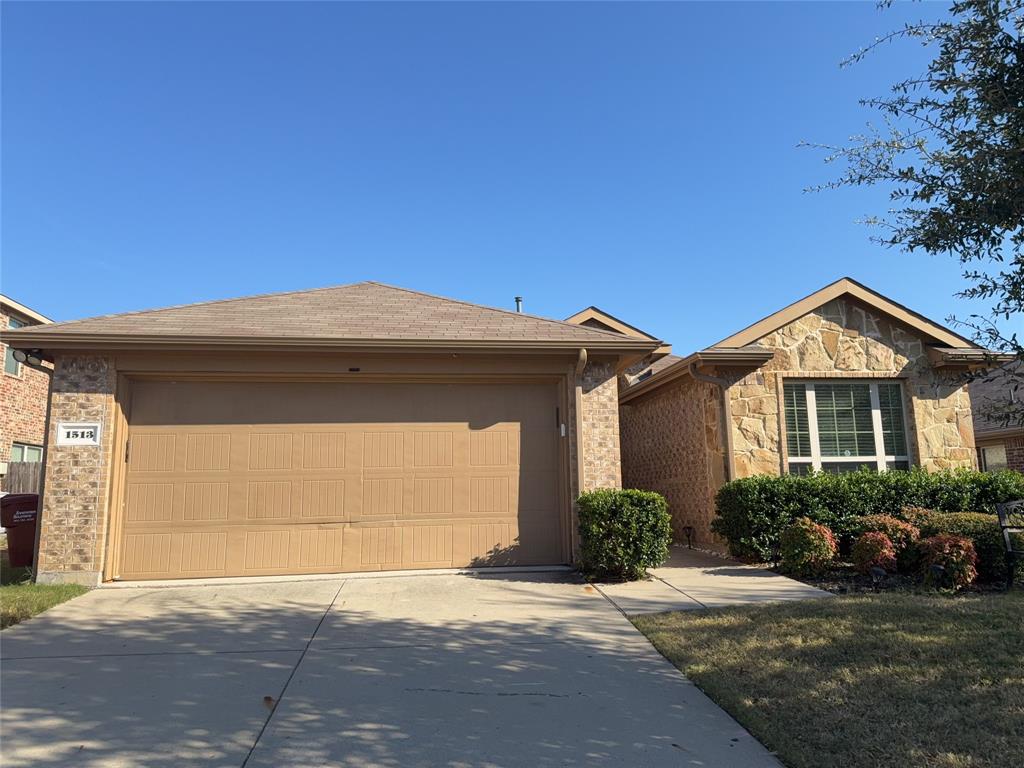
[{"left": 1, "top": 493, "right": 40, "bottom": 568}]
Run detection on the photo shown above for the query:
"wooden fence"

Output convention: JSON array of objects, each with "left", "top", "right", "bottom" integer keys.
[{"left": 2, "top": 462, "right": 43, "bottom": 494}]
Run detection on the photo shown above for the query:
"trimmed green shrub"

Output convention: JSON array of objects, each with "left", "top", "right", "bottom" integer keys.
[
  {"left": 851, "top": 532, "right": 897, "bottom": 574},
  {"left": 577, "top": 489, "right": 671, "bottom": 581},
  {"left": 711, "top": 468, "right": 1024, "bottom": 562},
  {"left": 779, "top": 517, "right": 837, "bottom": 576},
  {"left": 912, "top": 511, "right": 1010, "bottom": 583},
  {"left": 918, "top": 534, "right": 978, "bottom": 590}
]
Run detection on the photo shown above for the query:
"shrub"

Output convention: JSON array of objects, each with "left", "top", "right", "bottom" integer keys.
[
  {"left": 779, "top": 517, "right": 837, "bottom": 576},
  {"left": 851, "top": 532, "right": 897, "bottom": 574},
  {"left": 856, "top": 514, "right": 920, "bottom": 553},
  {"left": 917, "top": 534, "right": 978, "bottom": 590},
  {"left": 577, "top": 489, "right": 671, "bottom": 581},
  {"left": 711, "top": 468, "right": 1024, "bottom": 562},
  {"left": 913, "top": 511, "right": 1011, "bottom": 583}
]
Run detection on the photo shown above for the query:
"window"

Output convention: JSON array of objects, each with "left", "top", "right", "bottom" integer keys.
[
  {"left": 783, "top": 381, "right": 910, "bottom": 474},
  {"left": 4, "top": 316, "right": 25, "bottom": 375},
  {"left": 10, "top": 442, "right": 43, "bottom": 463},
  {"left": 979, "top": 444, "right": 1008, "bottom": 472}
]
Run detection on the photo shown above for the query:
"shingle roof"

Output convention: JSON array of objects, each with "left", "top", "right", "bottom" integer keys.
[{"left": 2, "top": 282, "right": 660, "bottom": 351}]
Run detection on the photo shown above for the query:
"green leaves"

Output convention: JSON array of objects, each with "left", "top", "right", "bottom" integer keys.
[
  {"left": 577, "top": 489, "right": 671, "bottom": 581},
  {"left": 711, "top": 467, "right": 1024, "bottom": 563}
]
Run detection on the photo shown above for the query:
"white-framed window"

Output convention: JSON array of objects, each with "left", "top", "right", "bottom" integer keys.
[
  {"left": 783, "top": 380, "right": 910, "bottom": 475},
  {"left": 979, "top": 444, "right": 1008, "bottom": 472},
  {"left": 4, "top": 316, "right": 26, "bottom": 375},
  {"left": 10, "top": 442, "right": 43, "bottom": 463}
]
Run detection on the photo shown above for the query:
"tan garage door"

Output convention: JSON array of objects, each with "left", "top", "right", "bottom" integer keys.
[{"left": 118, "top": 379, "right": 564, "bottom": 580}]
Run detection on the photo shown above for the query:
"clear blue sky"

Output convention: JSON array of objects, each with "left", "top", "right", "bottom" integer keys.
[{"left": 1, "top": 1, "right": 982, "bottom": 353}]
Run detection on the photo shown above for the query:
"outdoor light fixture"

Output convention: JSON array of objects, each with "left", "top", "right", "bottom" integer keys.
[
  {"left": 12, "top": 349, "right": 45, "bottom": 367},
  {"left": 681, "top": 526, "right": 695, "bottom": 549},
  {"left": 929, "top": 563, "right": 946, "bottom": 588},
  {"left": 869, "top": 566, "right": 886, "bottom": 591}
]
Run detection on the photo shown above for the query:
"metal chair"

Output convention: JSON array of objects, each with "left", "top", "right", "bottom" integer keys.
[{"left": 995, "top": 500, "right": 1024, "bottom": 590}]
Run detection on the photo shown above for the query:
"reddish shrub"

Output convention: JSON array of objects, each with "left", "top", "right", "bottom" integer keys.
[
  {"left": 779, "top": 517, "right": 838, "bottom": 577},
  {"left": 857, "top": 514, "right": 920, "bottom": 553},
  {"left": 851, "top": 532, "right": 898, "bottom": 574},
  {"left": 917, "top": 534, "right": 978, "bottom": 590}
]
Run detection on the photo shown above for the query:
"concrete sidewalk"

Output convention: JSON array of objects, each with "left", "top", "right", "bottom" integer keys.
[
  {"left": 597, "top": 546, "right": 832, "bottom": 616},
  {"left": 1, "top": 570, "right": 781, "bottom": 768}
]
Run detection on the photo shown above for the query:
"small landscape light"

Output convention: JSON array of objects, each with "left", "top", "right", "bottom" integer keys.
[
  {"left": 682, "top": 526, "right": 695, "bottom": 549},
  {"left": 929, "top": 563, "right": 946, "bottom": 587},
  {"left": 870, "top": 566, "right": 886, "bottom": 590}
]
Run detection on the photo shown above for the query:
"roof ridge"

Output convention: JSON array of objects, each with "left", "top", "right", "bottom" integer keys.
[{"left": 361, "top": 281, "right": 652, "bottom": 343}]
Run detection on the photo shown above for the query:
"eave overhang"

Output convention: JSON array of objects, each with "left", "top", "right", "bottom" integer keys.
[
  {"left": 0, "top": 329, "right": 663, "bottom": 358},
  {"left": 927, "top": 348, "right": 1017, "bottom": 369},
  {"left": 620, "top": 346, "right": 775, "bottom": 404}
]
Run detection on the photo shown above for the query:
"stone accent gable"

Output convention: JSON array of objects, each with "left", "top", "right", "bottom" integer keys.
[{"left": 729, "top": 298, "right": 976, "bottom": 477}]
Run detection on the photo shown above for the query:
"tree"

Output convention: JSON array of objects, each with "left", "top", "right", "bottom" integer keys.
[{"left": 807, "top": 0, "right": 1023, "bottom": 426}]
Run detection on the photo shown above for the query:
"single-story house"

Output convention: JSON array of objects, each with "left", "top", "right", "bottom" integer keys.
[
  {"left": 611, "top": 278, "right": 1014, "bottom": 545},
  {"left": 1, "top": 282, "right": 661, "bottom": 584},
  {"left": 970, "top": 362, "right": 1023, "bottom": 472}
]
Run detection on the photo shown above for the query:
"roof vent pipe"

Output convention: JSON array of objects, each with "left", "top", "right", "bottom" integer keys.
[{"left": 514, "top": 296, "right": 523, "bottom": 313}]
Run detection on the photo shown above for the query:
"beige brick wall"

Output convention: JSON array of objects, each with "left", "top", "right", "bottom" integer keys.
[
  {"left": 36, "top": 355, "right": 116, "bottom": 585},
  {"left": 1, "top": 305, "right": 51, "bottom": 467},
  {"left": 728, "top": 298, "right": 977, "bottom": 476},
  {"left": 580, "top": 360, "right": 622, "bottom": 491},
  {"left": 620, "top": 374, "right": 724, "bottom": 544}
]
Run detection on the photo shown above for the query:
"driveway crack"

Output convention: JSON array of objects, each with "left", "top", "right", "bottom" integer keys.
[{"left": 240, "top": 580, "right": 347, "bottom": 768}]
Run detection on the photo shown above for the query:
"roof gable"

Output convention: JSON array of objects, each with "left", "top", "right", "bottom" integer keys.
[
  {"left": 3, "top": 282, "right": 660, "bottom": 352},
  {"left": 711, "top": 277, "right": 978, "bottom": 350}
]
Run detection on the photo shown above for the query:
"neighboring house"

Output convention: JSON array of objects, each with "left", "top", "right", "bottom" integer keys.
[
  {"left": 970, "top": 362, "right": 1023, "bottom": 472},
  {"left": 0, "top": 294, "right": 52, "bottom": 482},
  {"left": 0, "top": 282, "right": 660, "bottom": 584},
  {"left": 602, "top": 278, "right": 1013, "bottom": 545}
]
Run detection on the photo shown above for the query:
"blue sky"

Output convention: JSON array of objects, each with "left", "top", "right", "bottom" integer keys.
[{"left": 1, "top": 1, "right": 983, "bottom": 353}]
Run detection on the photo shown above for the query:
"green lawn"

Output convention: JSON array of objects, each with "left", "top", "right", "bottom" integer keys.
[
  {"left": 634, "top": 593, "right": 1024, "bottom": 768},
  {"left": 1, "top": 538, "right": 87, "bottom": 629}
]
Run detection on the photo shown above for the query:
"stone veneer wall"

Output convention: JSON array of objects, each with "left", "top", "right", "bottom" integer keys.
[
  {"left": 36, "top": 356, "right": 116, "bottom": 585},
  {"left": 729, "top": 298, "right": 977, "bottom": 477},
  {"left": 620, "top": 375, "right": 724, "bottom": 543}
]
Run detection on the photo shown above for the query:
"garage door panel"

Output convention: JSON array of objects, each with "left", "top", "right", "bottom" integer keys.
[{"left": 120, "top": 380, "right": 564, "bottom": 580}]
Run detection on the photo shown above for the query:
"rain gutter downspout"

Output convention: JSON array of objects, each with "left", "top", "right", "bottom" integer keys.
[
  {"left": 574, "top": 349, "right": 588, "bottom": 495},
  {"left": 689, "top": 362, "right": 735, "bottom": 483}
]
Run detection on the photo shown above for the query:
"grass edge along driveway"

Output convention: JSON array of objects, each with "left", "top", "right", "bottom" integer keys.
[
  {"left": 1, "top": 542, "right": 87, "bottom": 629},
  {"left": 633, "top": 592, "right": 1024, "bottom": 768}
]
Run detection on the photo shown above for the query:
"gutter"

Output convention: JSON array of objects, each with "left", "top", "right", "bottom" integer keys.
[
  {"left": 619, "top": 347, "right": 774, "bottom": 404},
  {"left": 574, "top": 348, "right": 588, "bottom": 497},
  {"left": 689, "top": 362, "right": 736, "bottom": 483}
]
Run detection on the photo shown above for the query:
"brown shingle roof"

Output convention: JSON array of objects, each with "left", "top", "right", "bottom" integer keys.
[{"left": 3, "top": 282, "right": 661, "bottom": 352}]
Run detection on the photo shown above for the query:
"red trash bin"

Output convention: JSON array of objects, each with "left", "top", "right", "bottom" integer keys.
[{"left": 1, "top": 493, "right": 40, "bottom": 568}]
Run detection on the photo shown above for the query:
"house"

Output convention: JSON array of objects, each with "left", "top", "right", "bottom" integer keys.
[
  {"left": 607, "top": 278, "right": 1014, "bottom": 545},
  {"left": 1, "top": 294, "right": 53, "bottom": 484},
  {"left": 0, "top": 282, "right": 661, "bottom": 584},
  {"left": 970, "top": 362, "right": 1023, "bottom": 472}
]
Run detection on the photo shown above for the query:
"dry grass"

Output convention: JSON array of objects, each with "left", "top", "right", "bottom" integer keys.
[{"left": 634, "top": 593, "right": 1024, "bottom": 768}]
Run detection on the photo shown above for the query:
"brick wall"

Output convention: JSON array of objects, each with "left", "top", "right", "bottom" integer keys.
[
  {"left": 620, "top": 374, "right": 724, "bottom": 544},
  {"left": 0, "top": 305, "right": 51, "bottom": 466},
  {"left": 1009, "top": 437, "right": 1024, "bottom": 473},
  {"left": 36, "top": 356, "right": 116, "bottom": 586},
  {"left": 579, "top": 360, "right": 622, "bottom": 491}
]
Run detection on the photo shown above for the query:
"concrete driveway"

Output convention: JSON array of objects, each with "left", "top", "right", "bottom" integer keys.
[{"left": 1, "top": 571, "right": 780, "bottom": 768}]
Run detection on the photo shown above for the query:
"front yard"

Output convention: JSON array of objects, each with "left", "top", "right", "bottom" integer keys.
[
  {"left": 1, "top": 537, "right": 86, "bottom": 629},
  {"left": 634, "top": 592, "right": 1024, "bottom": 768}
]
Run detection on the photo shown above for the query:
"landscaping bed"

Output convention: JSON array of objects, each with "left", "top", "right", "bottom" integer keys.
[
  {"left": 1, "top": 535, "right": 86, "bottom": 629},
  {"left": 634, "top": 591, "right": 1024, "bottom": 768}
]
